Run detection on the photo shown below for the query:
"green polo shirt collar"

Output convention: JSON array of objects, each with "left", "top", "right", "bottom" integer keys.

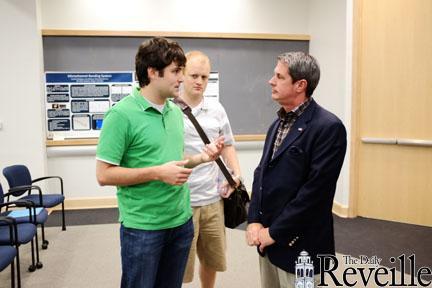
[{"left": 132, "top": 87, "right": 173, "bottom": 114}]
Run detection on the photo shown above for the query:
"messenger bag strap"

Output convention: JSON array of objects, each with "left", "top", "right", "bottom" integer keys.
[{"left": 172, "top": 97, "right": 237, "bottom": 187}]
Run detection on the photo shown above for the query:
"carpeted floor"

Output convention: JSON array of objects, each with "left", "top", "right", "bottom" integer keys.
[
  {"left": 2, "top": 208, "right": 430, "bottom": 287},
  {"left": 46, "top": 208, "right": 432, "bottom": 271},
  {"left": 334, "top": 216, "right": 432, "bottom": 273},
  {"left": 1, "top": 223, "right": 261, "bottom": 288}
]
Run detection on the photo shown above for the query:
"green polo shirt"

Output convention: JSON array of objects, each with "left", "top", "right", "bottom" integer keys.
[{"left": 96, "top": 87, "right": 192, "bottom": 230}]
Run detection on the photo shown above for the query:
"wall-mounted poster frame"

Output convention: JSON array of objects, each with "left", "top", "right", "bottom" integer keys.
[{"left": 45, "top": 72, "right": 134, "bottom": 139}]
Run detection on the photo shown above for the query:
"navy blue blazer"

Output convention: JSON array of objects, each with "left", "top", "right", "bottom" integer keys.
[{"left": 248, "top": 99, "right": 347, "bottom": 274}]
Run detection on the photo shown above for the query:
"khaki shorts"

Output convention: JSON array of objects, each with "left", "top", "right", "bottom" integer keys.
[{"left": 183, "top": 200, "right": 227, "bottom": 283}]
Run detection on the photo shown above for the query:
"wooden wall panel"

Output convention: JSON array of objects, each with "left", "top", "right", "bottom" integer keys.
[{"left": 353, "top": 0, "right": 432, "bottom": 226}]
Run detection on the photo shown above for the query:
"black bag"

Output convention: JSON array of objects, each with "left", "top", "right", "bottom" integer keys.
[
  {"left": 173, "top": 98, "right": 250, "bottom": 228},
  {"left": 223, "top": 182, "right": 250, "bottom": 228}
]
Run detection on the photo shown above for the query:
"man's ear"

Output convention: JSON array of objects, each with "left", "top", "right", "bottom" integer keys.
[
  {"left": 147, "top": 67, "right": 158, "bottom": 80},
  {"left": 296, "top": 79, "right": 308, "bottom": 93}
]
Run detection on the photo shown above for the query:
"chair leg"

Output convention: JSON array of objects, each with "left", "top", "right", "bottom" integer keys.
[
  {"left": 11, "top": 259, "right": 15, "bottom": 288},
  {"left": 28, "top": 239, "right": 36, "bottom": 272},
  {"left": 15, "top": 246, "right": 21, "bottom": 288},
  {"left": 34, "top": 229, "right": 43, "bottom": 269},
  {"left": 61, "top": 202, "right": 66, "bottom": 231},
  {"left": 41, "top": 224, "right": 49, "bottom": 249}
]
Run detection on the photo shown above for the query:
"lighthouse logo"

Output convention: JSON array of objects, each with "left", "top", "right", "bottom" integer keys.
[{"left": 295, "top": 251, "right": 315, "bottom": 288}]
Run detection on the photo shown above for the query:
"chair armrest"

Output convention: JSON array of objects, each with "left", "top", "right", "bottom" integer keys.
[
  {"left": 32, "top": 176, "right": 62, "bottom": 182},
  {"left": 32, "top": 176, "right": 64, "bottom": 196},
  {"left": 3, "top": 186, "right": 32, "bottom": 198},
  {"left": 9, "top": 185, "right": 43, "bottom": 206},
  {"left": 0, "top": 215, "right": 16, "bottom": 225},
  {"left": 13, "top": 199, "right": 37, "bottom": 208},
  {"left": 0, "top": 200, "right": 37, "bottom": 223},
  {"left": 9, "top": 185, "right": 41, "bottom": 194},
  {"left": 1, "top": 200, "right": 34, "bottom": 208}
]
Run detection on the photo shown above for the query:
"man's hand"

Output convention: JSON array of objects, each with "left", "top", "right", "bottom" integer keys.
[
  {"left": 246, "top": 223, "right": 263, "bottom": 246},
  {"left": 258, "top": 228, "right": 276, "bottom": 252},
  {"left": 201, "top": 136, "right": 225, "bottom": 162},
  {"left": 157, "top": 160, "right": 192, "bottom": 185},
  {"left": 219, "top": 176, "right": 241, "bottom": 198}
]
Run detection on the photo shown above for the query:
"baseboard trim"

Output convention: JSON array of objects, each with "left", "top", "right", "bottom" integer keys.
[
  {"left": 332, "top": 201, "right": 350, "bottom": 218},
  {"left": 50, "top": 196, "right": 118, "bottom": 211}
]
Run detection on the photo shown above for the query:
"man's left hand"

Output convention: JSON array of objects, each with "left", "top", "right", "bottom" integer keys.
[
  {"left": 258, "top": 228, "right": 276, "bottom": 252},
  {"left": 220, "top": 176, "right": 241, "bottom": 198}
]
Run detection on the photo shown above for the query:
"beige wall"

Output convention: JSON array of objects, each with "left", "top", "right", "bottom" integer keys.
[
  {"left": 1, "top": 0, "right": 352, "bottom": 210},
  {"left": 39, "top": 0, "right": 310, "bottom": 34},
  {"left": 0, "top": 0, "right": 47, "bottom": 188},
  {"left": 309, "top": 0, "right": 353, "bottom": 207}
]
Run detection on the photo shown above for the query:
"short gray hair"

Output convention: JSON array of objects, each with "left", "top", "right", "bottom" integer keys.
[{"left": 277, "top": 52, "right": 320, "bottom": 97}]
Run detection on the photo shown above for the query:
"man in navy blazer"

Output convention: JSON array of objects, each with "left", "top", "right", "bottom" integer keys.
[{"left": 246, "top": 51, "right": 347, "bottom": 287}]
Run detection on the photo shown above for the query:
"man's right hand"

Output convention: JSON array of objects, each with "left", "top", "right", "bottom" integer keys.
[
  {"left": 246, "top": 223, "right": 264, "bottom": 246},
  {"left": 157, "top": 160, "right": 192, "bottom": 185}
]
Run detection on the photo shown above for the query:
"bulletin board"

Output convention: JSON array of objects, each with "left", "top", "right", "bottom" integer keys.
[{"left": 43, "top": 35, "right": 309, "bottom": 136}]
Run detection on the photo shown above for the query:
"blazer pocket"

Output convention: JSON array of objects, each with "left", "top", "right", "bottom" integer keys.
[{"left": 287, "top": 146, "right": 304, "bottom": 156}]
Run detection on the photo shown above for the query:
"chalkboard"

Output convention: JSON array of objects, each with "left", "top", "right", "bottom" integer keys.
[{"left": 43, "top": 36, "right": 309, "bottom": 134}]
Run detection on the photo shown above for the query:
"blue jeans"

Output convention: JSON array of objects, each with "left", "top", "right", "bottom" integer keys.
[{"left": 120, "top": 218, "right": 194, "bottom": 288}]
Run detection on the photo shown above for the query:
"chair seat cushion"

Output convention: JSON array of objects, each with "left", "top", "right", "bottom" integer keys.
[
  {"left": 0, "top": 245, "right": 16, "bottom": 271},
  {"left": 20, "top": 194, "right": 65, "bottom": 208},
  {"left": 0, "top": 223, "right": 36, "bottom": 244},
  {"left": 1, "top": 208, "right": 48, "bottom": 224}
]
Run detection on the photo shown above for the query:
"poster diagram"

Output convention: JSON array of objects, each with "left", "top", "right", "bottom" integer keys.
[
  {"left": 204, "top": 72, "right": 219, "bottom": 102},
  {"left": 45, "top": 72, "right": 134, "bottom": 139}
]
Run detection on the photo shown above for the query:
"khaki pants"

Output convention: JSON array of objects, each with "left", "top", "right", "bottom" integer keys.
[{"left": 259, "top": 255, "right": 320, "bottom": 288}]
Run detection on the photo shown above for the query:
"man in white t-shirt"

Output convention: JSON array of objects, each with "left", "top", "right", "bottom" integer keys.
[{"left": 181, "top": 51, "right": 242, "bottom": 288}]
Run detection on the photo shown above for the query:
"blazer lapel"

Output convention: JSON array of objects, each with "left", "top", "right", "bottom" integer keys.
[
  {"left": 270, "top": 100, "right": 317, "bottom": 162},
  {"left": 262, "top": 120, "right": 279, "bottom": 167}
]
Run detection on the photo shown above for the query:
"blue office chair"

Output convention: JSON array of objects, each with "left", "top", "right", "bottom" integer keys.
[
  {"left": 1, "top": 183, "right": 49, "bottom": 251},
  {"left": 3, "top": 165, "right": 66, "bottom": 249},
  {"left": 0, "top": 200, "right": 42, "bottom": 274},
  {"left": 0, "top": 217, "right": 19, "bottom": 288}
]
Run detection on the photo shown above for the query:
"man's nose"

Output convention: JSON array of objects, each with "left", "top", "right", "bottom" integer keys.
[{"left": 268, "top": 76, "right": 275, "bottom": 85}]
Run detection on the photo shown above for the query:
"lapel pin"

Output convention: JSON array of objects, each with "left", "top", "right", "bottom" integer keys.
[{"left": 298, "top": 128, "right": 303, "bottom": 132}]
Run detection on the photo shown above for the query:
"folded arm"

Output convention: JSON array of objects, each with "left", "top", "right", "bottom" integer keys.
[{"left": 96, "top": 160, "right": 192, "bottom": 186}]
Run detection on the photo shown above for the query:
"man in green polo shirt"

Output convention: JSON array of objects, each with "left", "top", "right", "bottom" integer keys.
[{"left": 96, "top": 37, "right": 223, "bottom": 288}]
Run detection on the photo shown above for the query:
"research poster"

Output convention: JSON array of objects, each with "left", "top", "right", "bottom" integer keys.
[
  {"left": 204, "top": 72, "right": 219, "bottom": 102},
  {"left": 45, "top": 72, "right": 134, "bottom": 139},
  {"left": 45, "top": 71, "right": 220, "bottom": 140}
]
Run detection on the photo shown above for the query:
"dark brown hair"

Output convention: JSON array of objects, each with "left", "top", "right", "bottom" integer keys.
[{"left": 135, "top": 37, "right": 186, "bottom": 87}]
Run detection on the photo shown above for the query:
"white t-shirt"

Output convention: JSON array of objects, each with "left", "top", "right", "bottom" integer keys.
[{"left": 183, "top": 98, "right": 235, "bottom": 207}]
